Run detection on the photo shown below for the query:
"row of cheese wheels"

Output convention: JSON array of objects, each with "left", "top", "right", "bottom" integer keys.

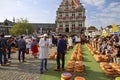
[
  {"left": 61, "top": 44, "right": 85, "bottom": 80},
  {"left": 86, "top": 44, "right": 120, "bottom": 75},
  {"left": 86, "top": 44, "right": 108, "bottom": 62},
  {"left": 66, "top": 44, "right": 84, "bottom": 73}
]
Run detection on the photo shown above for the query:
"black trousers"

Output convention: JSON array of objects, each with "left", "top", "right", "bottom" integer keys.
[
  {"left": 8, "top": 48, "right": 11, "bottom": 59},
  {"left": 18, "top": 48, "right": 25, "bottom": 62},
  {"left": 56, "top": 53, "right": 65, "bottom": 69},
  {"left": 0, "top": 49, "right": 7, "bottom": 64}
]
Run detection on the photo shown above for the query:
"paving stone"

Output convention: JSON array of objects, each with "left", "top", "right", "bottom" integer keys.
[{"left": 0, "top": 47, "right": 56, "bottom": 80}]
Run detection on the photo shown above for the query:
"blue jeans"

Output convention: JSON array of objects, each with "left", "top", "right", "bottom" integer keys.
[
  {"left": 0, "top": 49, "right": 7, "bottom": 64},
  {"left": 40, "top": 59, "right": 47, "bottom": 71}
]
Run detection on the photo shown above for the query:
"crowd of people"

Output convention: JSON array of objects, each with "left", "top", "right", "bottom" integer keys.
[
  {"left": 0, "top": 32, "right": 84, "bottom": 74},
  {"left": 90, "top": 34, "right": 120, "bottom": 65},
  {"left": 0, "top": 33, "right": 52, "bottom": 68}
]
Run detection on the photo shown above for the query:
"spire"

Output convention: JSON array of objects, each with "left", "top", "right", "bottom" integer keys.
[{"left": 13, "top": 17, "right": 15, "bottom": 23}]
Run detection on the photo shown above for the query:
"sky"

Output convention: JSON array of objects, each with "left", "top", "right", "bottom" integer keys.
[{"left": 0, "top": 0, "right": 120, "bottom": 29}]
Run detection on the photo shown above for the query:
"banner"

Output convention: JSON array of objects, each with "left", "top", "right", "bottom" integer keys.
[{"left": 102, "top": 33, "right": 109, "bottom": 37}]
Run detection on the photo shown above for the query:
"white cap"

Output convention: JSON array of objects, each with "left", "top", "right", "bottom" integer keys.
[{"left": 43, "top": 34, "right": 48, "bottom": 37}]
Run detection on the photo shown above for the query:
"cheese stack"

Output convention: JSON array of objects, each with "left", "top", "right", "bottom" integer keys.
[
  {"left": 66, "top": 60, "right": 75, "bottom": 73},
  {"left": 74, "top": 61, "right": 84, "bottom": 73},
  {"left": 103, "top": 64, "right": 115, "bottom": 75},
  {"left": 100, "top": 62, "right": 108, "bottom": 70},
  {"left": 61, "top": 72, "right": 72, "bottom": 80}
]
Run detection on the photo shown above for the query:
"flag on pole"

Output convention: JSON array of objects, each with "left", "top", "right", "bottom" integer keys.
[
  {"left": 112, "top": 24, "right": 119, "bottom": 33},
  {"left": 73, "top": 0, "right": 79, "bottom": 9}
]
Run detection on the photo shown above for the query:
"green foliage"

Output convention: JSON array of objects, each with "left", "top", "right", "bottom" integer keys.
[
  {"left": 89, "top": 26, "right": 95, "bottom": 28},
  {"left": 10, "top": 18, "right": 34, "bottom": 36},
  {"left": 88, "top": 26, "right": 97, "bottom": 30}
]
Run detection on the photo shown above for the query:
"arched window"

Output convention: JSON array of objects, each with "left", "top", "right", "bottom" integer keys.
[
  {"left": 65, "top": 13, "right": 69, "bottom": 18},
  {"left": 72, "top": 24, "right": 75, "bottom": 32},
  {"left": 65, "top": 24, "right": 69, "bottom": 32}
]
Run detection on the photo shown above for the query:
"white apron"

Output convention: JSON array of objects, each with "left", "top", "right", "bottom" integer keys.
[{"left": 39, "top": 38, "right": 49, "bottom": 59}]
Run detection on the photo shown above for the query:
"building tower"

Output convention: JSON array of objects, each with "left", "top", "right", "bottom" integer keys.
[
  {"left": 55, "top": 0, "right": 86, "bottom": 34},
  {"left": 13, "top": 17, "right": 15, "bottom": 23}
]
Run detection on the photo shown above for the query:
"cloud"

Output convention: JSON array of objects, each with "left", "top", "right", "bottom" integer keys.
[
  {"left": 102, "top": 2, "right": 120, "bottom": 13},
  {"left": 109, "top": 2, "right": 120, "bottom": 8},
  {"left": 0, "top": 0, "right": 59, "bottom": 23},
  {"left": 86, "top": 1, "right": 120, "bottom": 28},
  {"left": 33, "top": 0, "right": 38, "bottom": 5},
  {"left": 99, "top": 2, "right": 120, "bottom": 18},
  {"left": 83, "top": 0, "right": 105, "bottom": 6}
]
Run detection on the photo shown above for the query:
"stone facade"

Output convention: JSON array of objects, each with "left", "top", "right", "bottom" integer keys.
[
  {"left": 30, "top": 23, "right": 56, "bottom": 34},
  {"left": 0, "top": 19, "right": 55, "bottom": 35},
  {"left": 55, "top": 0, "right": 86, "bottom": 33},
  {"left": 0, "top": 19, "right": 14, "bottom": 35}
]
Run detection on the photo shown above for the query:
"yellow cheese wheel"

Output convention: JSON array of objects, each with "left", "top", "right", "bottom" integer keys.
[
  {"left": 61, "top": 72, "right": 72, "bottom": 79},
  {"left": 75, "top": 77, "right": 85, "bottom": 80}
]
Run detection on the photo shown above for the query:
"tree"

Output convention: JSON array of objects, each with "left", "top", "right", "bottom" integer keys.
[
  {"left": 10, "top": 18, "right": 34, "bottom": 36},
  {"left": 87, "top": 26, "right": 97, "bottom": 31}
]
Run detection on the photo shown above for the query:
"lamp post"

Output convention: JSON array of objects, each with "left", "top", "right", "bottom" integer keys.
[{"left": 26, "top": 29, "right": 28, "bottom": 35}]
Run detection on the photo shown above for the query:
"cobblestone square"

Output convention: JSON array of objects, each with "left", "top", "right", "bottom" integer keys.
[{"left": 0, "top": 47, "right": 56, "bottom": 80}]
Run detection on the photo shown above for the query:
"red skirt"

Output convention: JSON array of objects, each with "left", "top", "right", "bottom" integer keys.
[{"left": 31, "top": 45, "right": 38, "bottom": 53}]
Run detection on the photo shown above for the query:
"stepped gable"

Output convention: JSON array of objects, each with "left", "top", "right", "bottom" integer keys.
[{"left": 55, "top": 0, "right": 86, "bottom": 33}]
